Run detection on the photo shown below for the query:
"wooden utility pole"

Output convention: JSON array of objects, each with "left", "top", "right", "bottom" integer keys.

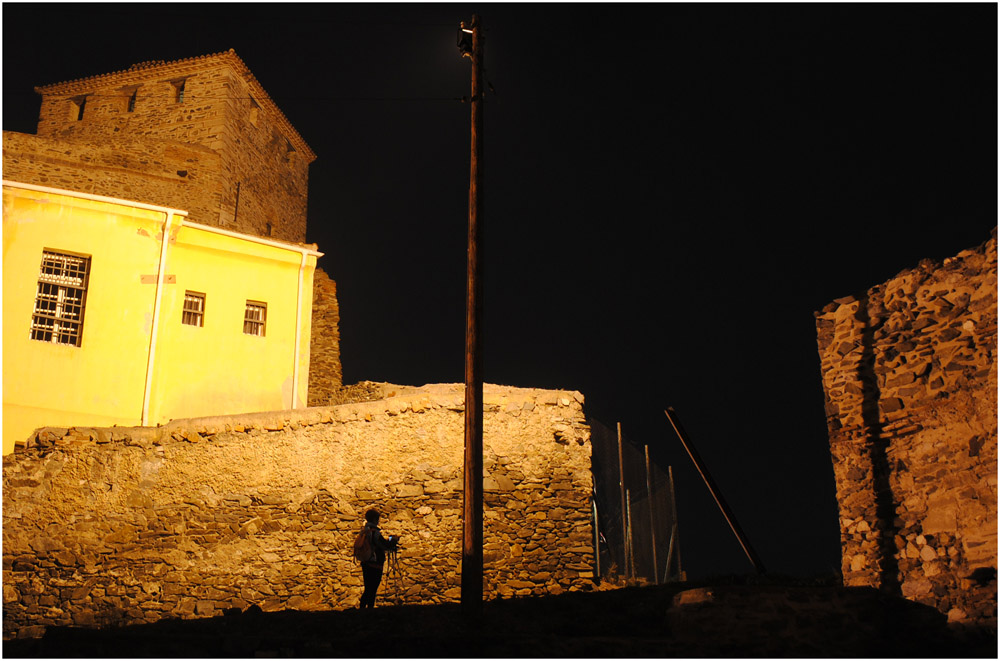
[{"left": 460, "top": 14, "right": 485, "bottom": 617}]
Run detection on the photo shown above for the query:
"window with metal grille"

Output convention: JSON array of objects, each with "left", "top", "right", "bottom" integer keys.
[
  {"left": 30, "top": 250, "right": 91, "bottom": 346},
  {"left": 243, "top": 301, "right": 266, "bottom": 337},
  {"left": 182, "top": 291, "right": 205, "bottom": 327}
]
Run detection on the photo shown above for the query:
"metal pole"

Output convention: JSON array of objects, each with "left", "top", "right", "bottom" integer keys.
[
  {"left": 665, "top": 408, "right": 766, "bottom": 575},
  {"left": 665, "top": 525, "right": 676, "bottom": 582},
  {"left": 592, "top": 498, "right": 601, "bottom": 579},
  {"left": 461, "top": 14, "right": 485, "bottom": 617},
  {"left": 626, "top": 489, "right": 635, "bottom": 583},
  {"left": 668, "top": 466, "right": 682, "bottom": 580},
  {"left": 644, "top": 445, "right": 659, "bottom": 584},
  {"left": 233, "top": 181, "right": 241, "bottom": 225},
  {"left": 616, "top": 422, "right": 628, "bottom": 581}
]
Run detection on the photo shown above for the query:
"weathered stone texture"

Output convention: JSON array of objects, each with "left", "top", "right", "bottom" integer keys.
[
  {"left": 7, "top": 51, "right": 312, "bottom": 242},
  {"left": 308, "top": 269, "right": 343, "bottom": 405},
  {"left": 815, "top": 231, "right": 997, "bottom": 627},
  {"left": 2, "top": 131, "right": 223, "bottom": 227},
  {"left": 2, "top": 384, "right": 595, "bottom": 639}
]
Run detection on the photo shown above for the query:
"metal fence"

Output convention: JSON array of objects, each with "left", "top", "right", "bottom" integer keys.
[{"left": 589, "top": 417, "right": 683, "bottom": 584}]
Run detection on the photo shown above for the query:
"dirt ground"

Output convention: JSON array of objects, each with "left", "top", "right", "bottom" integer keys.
[{"left": 3, "top": 579, "right": 996, "bottom": 658}]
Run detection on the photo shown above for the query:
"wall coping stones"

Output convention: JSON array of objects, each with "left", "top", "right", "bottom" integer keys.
[
  {"left": 10, "top": 383, "right": 586, "bottom": 454},
  {"left": 3, "top": 381, "right": 596, "bottom": 638}
]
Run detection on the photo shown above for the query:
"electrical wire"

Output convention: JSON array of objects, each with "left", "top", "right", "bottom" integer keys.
[{"left": 19, "top": 93, "right": 467, "bottom": 102}]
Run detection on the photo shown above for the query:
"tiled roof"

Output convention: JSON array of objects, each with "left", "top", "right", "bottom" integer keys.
[{"left": 34, "top": 49, "right": 316, "bottom": 162}]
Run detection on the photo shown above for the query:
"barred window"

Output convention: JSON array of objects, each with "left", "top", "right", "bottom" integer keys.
[
  {"left": 30, "top": 250, "right": 91, "bottom": 347},
  {"left": 182, "top": 291, "right": 205, "bottom": 327},
  {"left": 243, "top": 301, "right": 266, "bottom": 337}
]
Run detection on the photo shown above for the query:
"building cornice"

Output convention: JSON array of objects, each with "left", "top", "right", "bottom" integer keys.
[{"left": 34, "top": 49, "right": 317, "bottom": 163}]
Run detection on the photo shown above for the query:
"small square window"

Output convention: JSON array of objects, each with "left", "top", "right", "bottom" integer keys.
[
  {"left": 243, "top": 301, "right": 266, "bottom": 337},
  {"left": 182, "top": 291, "right": 205, "bottom": 327},
  {"left": 31, "top": 250, "right": 90, "bottom": 346}
]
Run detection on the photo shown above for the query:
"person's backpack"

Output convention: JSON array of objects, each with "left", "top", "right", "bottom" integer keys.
[{"left": 353, "top": 526, "right": 374, "bottom": 563}]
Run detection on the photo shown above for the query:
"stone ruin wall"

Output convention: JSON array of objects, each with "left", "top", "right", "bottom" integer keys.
[
  {"left": 2, "top": 384, "right": 595, "bottom": 640},
  {"left": 8, "top": 57, "right": 309, "bottom": 243},
  {"left": 815, "top": 232, "right": 997, "bottom": 628},
  {"left": 308, "top": 269, "right": 343, "bottom": 405}
]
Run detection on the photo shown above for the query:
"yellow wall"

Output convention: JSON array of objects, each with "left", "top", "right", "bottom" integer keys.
[
  {"left": 2, "top": 184, "right": 316, "bottom": 454},
  {"left": 149, "top": 224, "right": 315, "bottom": 424}
]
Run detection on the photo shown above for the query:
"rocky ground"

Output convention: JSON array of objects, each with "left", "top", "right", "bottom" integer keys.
[{"left": 3, "top": 578, "right": 996, "bottom": 657}]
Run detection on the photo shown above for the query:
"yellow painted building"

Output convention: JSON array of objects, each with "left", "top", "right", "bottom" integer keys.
[{"left": 2, "top": 181, "right": 320, "bottom": 454}]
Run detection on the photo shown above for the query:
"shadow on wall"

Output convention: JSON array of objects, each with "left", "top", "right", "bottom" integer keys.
[{"left": 857, "top": 293, "right": 902, "bottom": 596}]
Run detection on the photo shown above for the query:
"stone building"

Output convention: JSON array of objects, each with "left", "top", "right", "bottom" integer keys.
[
  {"left": 3, "top": 49, "right": 314, "bottom": 242},
  {"left": 2, "top": 51, "right": 342, "bottom": 453},
  {"left": 2, "top": 182, "right": 321, "bottom": 455},
  {"left": 815, "top": 231, "right": 997, "bottom": 628}
]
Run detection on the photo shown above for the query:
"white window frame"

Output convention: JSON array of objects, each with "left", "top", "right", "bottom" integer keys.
[{"left": 30, "top": 249, "right": 91, "bottom": 347}]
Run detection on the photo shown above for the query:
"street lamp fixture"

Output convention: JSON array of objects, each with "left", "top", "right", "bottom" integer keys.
[{"left": 457, "top": 22, "right": 474, "bottom": 57}]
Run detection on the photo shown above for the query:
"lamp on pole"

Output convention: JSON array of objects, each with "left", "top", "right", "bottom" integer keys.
[{"left": 459, "top": 14, "right": 485, "bottom": 617}]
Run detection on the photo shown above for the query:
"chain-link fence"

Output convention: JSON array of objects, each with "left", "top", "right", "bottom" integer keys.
[{"left": 590, "top": 418, "right": 683, "bottom": 584}]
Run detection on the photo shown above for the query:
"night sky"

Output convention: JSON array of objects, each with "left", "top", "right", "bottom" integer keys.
[{"left": 3, "top": 4, "right": 996, "bottom": 580}]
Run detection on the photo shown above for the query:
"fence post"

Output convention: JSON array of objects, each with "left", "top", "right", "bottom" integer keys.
[
  {"left": 665, "top": 525, "right": 676, "bottom": 582},
  {"left": 626, "top": 488, "right": 635, "bottom": 583},
  {"left": 592, "top": 497, "right": 601, "bottom": 579},
  {"left": 644, "top": 444, "right": 659, "bottom": 584},
  {"left": 669, "top": 465, "right": 682, "bottom": 580},
  {"left": 616, "top": 422, "right": 628, "bottom": 581}
]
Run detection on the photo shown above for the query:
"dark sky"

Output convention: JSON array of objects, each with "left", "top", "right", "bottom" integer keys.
[{"left": 3, "top": 3, "right": 996, "bottom": 580}]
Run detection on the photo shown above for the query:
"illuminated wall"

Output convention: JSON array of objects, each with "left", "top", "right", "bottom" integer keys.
[
  {"left": 308, "top": 269, "right": 343, "bottom": 405},
  {"left": 5, "top": 50, "right": 315, "bottom": 243},
  {"left": 815, "top": 231, "right": 997, "bottom": 628},
  {"left": 2, "top": 384, "right": 596, "bottom": 638},
  {"left": 2, "top": 182, "right": 319, "bottom": 454}
]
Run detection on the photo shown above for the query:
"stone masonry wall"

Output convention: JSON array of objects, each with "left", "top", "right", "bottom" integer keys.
[
  {"left": 216, "top": 67, "right": 309, "bottom": 243},
  {"left": 308, "top": 269, "right": 343, "bottom": 405},
  {"left": 3, "top": 131, "right": 223, "bottom": 228},
  {"left": 815, "top": 232, "right": 997, "bottom": 627},
  {"left": 21, "top": 53, "right": 310, "bottom": 242},
  {"left": 2, "top": 384, "right": 595, "bottom": 640}
]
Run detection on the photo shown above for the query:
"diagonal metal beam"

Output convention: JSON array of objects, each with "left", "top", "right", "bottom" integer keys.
[{"left": 665, "top": 407, "right": 766, "bottom": 575}]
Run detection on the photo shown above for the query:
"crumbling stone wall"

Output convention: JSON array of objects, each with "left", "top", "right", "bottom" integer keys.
[
  {"left": 308, "top": 269, "right": 343, "bottom": 405},
  {"left": 8, "top": 50, "right": 313, "bottom": 242},
  {"left": 815, "top": 232, "right": 997, "bottom": 627},
  {"left": 2, "top": 384, "right": 595, "bottom": 640}
]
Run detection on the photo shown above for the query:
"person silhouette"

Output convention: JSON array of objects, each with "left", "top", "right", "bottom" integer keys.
[{"left": 357, "top": 509, "right": 400, "bottom": 609}]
